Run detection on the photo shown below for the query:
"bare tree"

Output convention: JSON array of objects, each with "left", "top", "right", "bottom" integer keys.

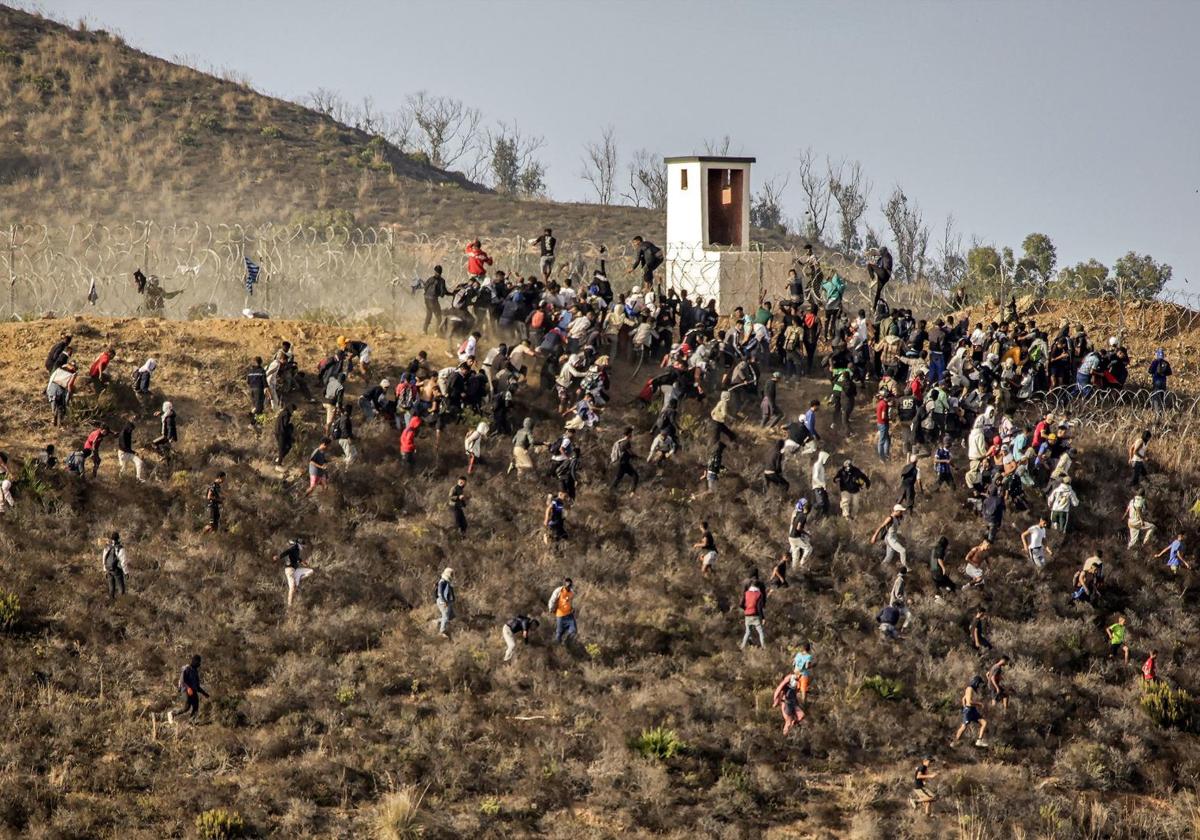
[
  {"left": 580, "top": 125, "right": 619, "bottom": 205},
  {"left": 378, "top": 107, "right": 415, "bottom": 153},
  {"left": 796, "top": 148, "right": 832, "bottom": 243},
  {"left": 621, "top": 148, "right": 667, "bottom": 209},
  {"left": 404, "top": 91, "right": 482, "bottom": 173},
  {"left": 750, "top": 175, "right": 790, "bottom": 234},
  {"left": 485, "top": 122, "right": 547, "bottom": 198},
  {"left": 305, "top": 88, "right": 349, "bottom": 124},
  {"left": 828, "top": 159, "right": 872, "bottom": 254},
  {"left": 882, "top": 186, "right": 931, "bottom": 282},
  {"left": 703, "top": 135, "right": 738, "bottom": 156},
  {"left": 933, "top": 214, "right": 966, "bottom": 290}
]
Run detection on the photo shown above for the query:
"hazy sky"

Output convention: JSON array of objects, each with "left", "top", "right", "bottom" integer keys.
[{"left": 31, "top": 0, "right": 1200, "bottom": 289}]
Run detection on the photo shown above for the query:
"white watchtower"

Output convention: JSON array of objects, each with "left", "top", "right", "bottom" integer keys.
[{"left": 663, "top": 155, "right": 755, "bottom": 312}]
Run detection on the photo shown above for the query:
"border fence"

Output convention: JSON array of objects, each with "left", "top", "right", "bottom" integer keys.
[{"left": 3, "top": 221, "right": 1198, "bottom": 351}]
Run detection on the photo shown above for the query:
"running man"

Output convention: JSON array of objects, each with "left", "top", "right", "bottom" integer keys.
[
  {"left": 1106, "top": 615, "right": 1129, "bottom": 664},
  {"left": 771, "top": 670, "right": 805, "bottom": 735},
  {"left": 792, "top": 642, "right": 814, "bottom": 704},
  {"left": 870, "top": 505, "right": 908, "bottom": 569},
  {"left": 1021, "top": 518, "right": 1051, "bottom": 571},
  {"left": 693, "top": 520, "right": 718, "bottom": 577},
  {"left": 987, "top": 655, "right": 1010, "bottom": 710},
  {"left": 1154, "top": 533, "right": 1190, "bottom": 574},
  {"left": 277, "top": 538, "right": 314, "bottom": 608},
  {"left": 169, "top": 654, "right": 210, "bottom": 723},
  {"left": 951, "top": 676, "right": 989, "bottom": 747}
]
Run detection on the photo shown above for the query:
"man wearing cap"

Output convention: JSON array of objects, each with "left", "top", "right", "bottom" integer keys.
[{"left": 871, "top": 505, "right": 908, "bottom": 568}]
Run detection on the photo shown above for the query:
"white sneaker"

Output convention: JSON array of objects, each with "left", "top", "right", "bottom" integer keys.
[
  {"left": 167, "top": 711, "right": 174, "bottom": 724},
  {"left": 975, "top": 738, "right": 988, "bottom": 748}
]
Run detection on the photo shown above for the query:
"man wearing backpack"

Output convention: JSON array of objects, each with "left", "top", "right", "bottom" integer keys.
[
  {"left": 323, "top": 372, "right": 346, "bottom": 432},
  {"left": 102, "top": 531, "right": 127, "bottom": 600},
  {"left": 204, "top": 472, "right": 225, "bottom": 533},
  {"left": 247, "top": 357, "right": 267, "bottom": 416},
  {"left": 739, "top": 573, "right": 767, "bottom": 649},
  {"left": 788, "top": 498, "right": 813, "bottom": 569},
  {"left": 423, "top": 265, "right": 449, "bottom": 334},
  {"left": 435, "top": 567, "right": 455, "bottom": 638},
  {"left": 544, "top": 491, "right": 569, "bottom": 544},
  {"left": 609, "top": 427, "right": 639, "bottom": 492},
  {"left": 547, "top": 577, "right": 577, "bottom": 644}
]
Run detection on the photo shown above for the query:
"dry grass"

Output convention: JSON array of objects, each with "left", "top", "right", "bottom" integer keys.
[{"left": 0, "top": 313, "right": 1194, "bottom": 836}]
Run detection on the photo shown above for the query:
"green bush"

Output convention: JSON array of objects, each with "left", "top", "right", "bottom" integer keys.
[
  {"left": 862, "top": 675, "right": 904, "bottom": 701},
  {"left": 1141, "top": 682, "right": 1199, "bottom": 732},
  {"left": 177, "top": 131, "right": 198, "bottom": 148},
  {"left": 0, "top": 591, "right": 19, "bottom": 631},
  {"left": 194, "top": 808, "right": 246, "bottom": 839},
  {"left": 630, "top": 726, "right": 685, "bottom": 761},
  {"left": 259, "top": 125, "right": 282, "bottom": 139}
]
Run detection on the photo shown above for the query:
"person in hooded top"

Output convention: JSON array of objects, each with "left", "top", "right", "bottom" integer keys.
[
  {"left": 464, "top": 421, "right": 489, "bottom": 474},
  {"left": 133, "top": 358, "right": 157, "bottom": 395}
]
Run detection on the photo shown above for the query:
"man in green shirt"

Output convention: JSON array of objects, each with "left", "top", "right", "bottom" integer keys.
[{"left": 1106, "top": 615, "right": 1129, "bottom": 664}]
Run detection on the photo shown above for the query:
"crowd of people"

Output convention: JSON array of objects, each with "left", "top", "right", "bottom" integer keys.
[{"left": 22, "top": 232, "right": 1190, "bottom": 817}]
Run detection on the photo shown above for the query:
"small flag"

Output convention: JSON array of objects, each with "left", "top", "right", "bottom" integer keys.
[{"left": 244, "top": 257, "right": 261, "bottom": 295}]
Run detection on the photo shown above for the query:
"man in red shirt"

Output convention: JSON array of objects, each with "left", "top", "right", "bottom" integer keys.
[
  {"left": 89, "top": 346, "right": 115, "bottom": 382},
  {"left": 82, "top": 423, "right": 112, "bottom": 478},
  {"left": 464, "top": 239, "right": 492, "bottom": 279},
  {"left": 1142, "top": 650, "right": 1158, "bottom": 683},
  {"left": 875, "top": 392, "right": 892, "bottom": 462}
]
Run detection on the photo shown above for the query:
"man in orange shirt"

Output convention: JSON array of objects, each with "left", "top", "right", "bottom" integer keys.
[{"left": 548, "top": 577, "right": 576, "bottom": 644}]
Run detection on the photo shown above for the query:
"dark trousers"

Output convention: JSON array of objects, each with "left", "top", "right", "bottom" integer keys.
[
  {"left": 107, "top": 569, "right": 125, "bottom": 599},
  {"left": 453, "top": 507, "right": 467, "bottom": 534},
  {"left": 209, "top": 503, "right": 221, "bottom": 530},
  {"left": 250, "top": 386, "right": 265, "bottom": 415},
  {"left": 277, "top": 437, "right": 293, "bottom": 463},
  {"left": 611, "top": 460, "right": 639, "bottom": 490},
  {"left": 178, "top": 691, "right": 200, "bottom": 718},
  {"left": 423, "top": 298, "right": 442, "bottom": 334}
]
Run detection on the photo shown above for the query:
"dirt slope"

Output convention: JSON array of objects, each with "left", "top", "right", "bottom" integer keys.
[{"left": 0, "top": 316, "right": 1198, "bottom": 837}]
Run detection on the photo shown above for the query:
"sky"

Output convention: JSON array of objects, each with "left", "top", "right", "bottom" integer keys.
[{"left": 29, "top": 0, "right": 1200, "bottom": 291}]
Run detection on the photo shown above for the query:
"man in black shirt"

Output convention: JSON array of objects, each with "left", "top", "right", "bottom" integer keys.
[
  {"left": 530, "top": 228, "right": 557, "bottom": 280},
  {"left": 628, "top": 236, "right": 664, "bottom": 288},
  {"left": 423, "top": 265, "right": 449, "bottom": 334},
  {"left": 247, "top": 356, "right": 267, "bottom": 415},
  {"left": 117, "top": 416, "right": 146, "bottom": 482},
  {"left": 610, "top": 427, "right": 639, "bottom": 492},
  {"left": 911, "top": 757, "right": 938, "bottom": 815},
  {"left": 502, "top": 614, "right": 540, "bottom": 662},
  {"left": 204, "top": 472, "right": 225, "bottom": 532},
  {"left": 277, "top": 538, "right": 314, "bottom": 608},
  {"left": 449, "top": 476, "right": 468, "bottom": 535}
]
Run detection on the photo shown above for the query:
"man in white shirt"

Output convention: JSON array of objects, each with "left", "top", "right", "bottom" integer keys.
[{"left": 1021, "top": 517, "right": 1051, "bottom": 570}]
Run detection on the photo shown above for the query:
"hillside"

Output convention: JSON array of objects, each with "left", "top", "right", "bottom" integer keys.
[
  {"left": 0, "top": 5, "right": 673, "bottom": 243},
  {"left": 0, "top": 315, "right": 1198, "bottom": 838}
]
